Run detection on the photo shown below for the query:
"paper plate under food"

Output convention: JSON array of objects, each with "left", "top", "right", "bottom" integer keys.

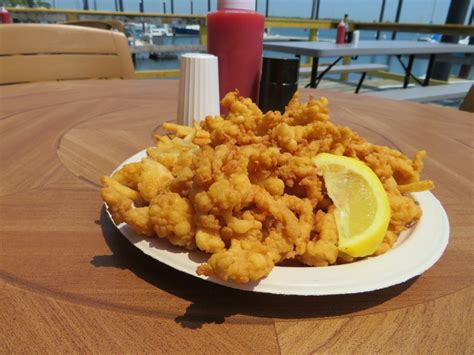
[{"left": 105, "top": 150, "right": 450, "bottom": 296}]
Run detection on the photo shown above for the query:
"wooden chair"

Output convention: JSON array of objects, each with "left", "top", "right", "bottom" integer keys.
[
  {"left": 0, "top": 24, "right": 135, "bottom": 85},
  {"left": 460, "top": 85, "right": 474, "bottom": 113}
]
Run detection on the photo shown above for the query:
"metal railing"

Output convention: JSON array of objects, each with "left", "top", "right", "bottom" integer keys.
[{"left": 6, "top": 7, "right": 473, "bottom": 81}]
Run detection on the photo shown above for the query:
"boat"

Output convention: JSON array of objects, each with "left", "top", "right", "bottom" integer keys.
[
  {"left": 172, "top": 24, "right": 200, "bottom": 35},
  {"left": 144, "top": 24, "right": 173, "bottom": 38},
  {"left": 417, "top": 34, "right": 441, "bottom": 42},
  {"left": 459, "top": 36, "right": 470, "bottom": 45}
]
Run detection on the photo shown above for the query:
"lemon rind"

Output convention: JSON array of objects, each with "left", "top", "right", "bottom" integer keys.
[{"left": 313, "top": 153, "right": 391, "bottom": 258}]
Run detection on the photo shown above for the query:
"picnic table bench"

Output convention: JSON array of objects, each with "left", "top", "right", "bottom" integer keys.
[
  {"left": 363, "top": 82, "right": 473, "bottom": 102},
  {"left": 300, "top": 63, "right": 389, "bottom": 93}
]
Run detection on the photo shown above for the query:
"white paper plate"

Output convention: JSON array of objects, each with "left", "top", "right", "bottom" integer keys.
[{"left": 105, "top": 150, "right": 450, "bottom": 295}]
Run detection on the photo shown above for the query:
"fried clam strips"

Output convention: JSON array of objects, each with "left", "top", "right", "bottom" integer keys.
[
  {"left": 200, "top": 91, "right": 266, "bottom": 146},
  {"left": 369, "top": 177, "right": 425, "bottom": 257},
  {"left": 197, "top": 239, "right": 275, "bottom": 283},
  {"left": 147, "top": 133, "right": 200, "bottom": 176},
  {"left": 100, "top": 185, "right": 154, "bottom": 236},
  {"left": 254, "top": 188, "right": 313, "bottom": 256},
  {"left": 193, "top": 173, "right": 254, "bottom": 214},
  {"left": 159, "top": 121, "right": 211, "bottom": 147},
  {"left": 107, "top": 158, "right": 173, "bottom": 203},
  {"left": 101, "top": 158, "right": 173, "bottom": 235},
  {"left": 196, "top": 192, "right": 314, "bottom": 283},
  {"left": 149, "top": 190, "right": 196, "bottom": 250},
  {"left": 384, "top": 176, "right": 422, "bottom": 235},
  {"left": 283, "top": 91, "right": 331, "bottom": 125},
  {"left": 298, "top": 209, "right": 339, "bottom": 266},
  {"left": 192, "top": 144, "right": 250, "bottom": 189},
  {"left": 347, "top": 141, "right": 428, "bottom": 185},
  {"left": 137, "top": 158, "right": 174, "bottom": 202},
  {"left": 263, "top": 195, "right": 314, "bottom": 264},
  {"left": 147, "top": 134, "right": 200, "bottom": 196},
  {"left": 192, "top": 174, "right": 256, "bottom": 254}
]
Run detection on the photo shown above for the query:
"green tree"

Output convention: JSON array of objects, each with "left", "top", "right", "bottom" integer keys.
[{"left": 1, "top": 0, "right": 51, "bottom": 8}]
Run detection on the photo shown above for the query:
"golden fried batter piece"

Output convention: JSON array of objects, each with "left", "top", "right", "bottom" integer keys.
[
  {"left": 254, "top": 188, "right": 311, "bottom": 255},
  {"left": 201, "top": 91, "right": 266, "bottom": 146},
  {"left": 100, "top": 186, "right": 153, "bottom": 236},
  {"left": 101, "top": 176, "right": 143, "bottom": 204},
  {"left": 193, "top": 144, "right": 250, "bottom": 188},
  {"left": 101, "top": 186, "right": 132, "bottom": 225},
  {"left": 197, "top": 239, "right": 275, "bottom": 283},
  {"left": 195, "top": 173, "right": 253, "bottom": 213},
  {"left": 373, "top": 231, "right": 399, "bottom": 256},
  {"left": 137, "top": 158, "right": 173, "bottom": 202},
  {"left": 161, "top": 122, "right": 211, "bottom": 146},
  {"left": 298, "top": 210, "right": 339, "bottom": 266},
  {"left": 149, "top": 191, "right": 196, "bottom": 249},
  {"left": 111, "top": 162, "right": 141, "bottom": 189},
  {"left": 384, "top": 177, "right": 422, "bottom": 235},
  {"left": 147, "top": 135, "right": 199, "bottom": 177},
  {"left": 123, "top": 206, "right": 154, "bottom": 237},
  {"left": 195, "top": 228, "right": 226, "bottom": 254}
]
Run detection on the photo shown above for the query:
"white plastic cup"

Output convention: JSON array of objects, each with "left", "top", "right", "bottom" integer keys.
[
  {"left": 177, "top": 53, "right": 220, "bottom": 126},
  {"left": 352, "top": 30, "right": 360, "bottom": 45}
]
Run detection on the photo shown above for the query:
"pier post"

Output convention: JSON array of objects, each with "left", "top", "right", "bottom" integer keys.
[
  {"left": 306, "top": 28, "right": 318, "bottom": 65},
  {"left": 341, "top": 23, "right": 354, "bottom": 82},
  {"left": 199, "top": 22, "right": 208, "bottom": 46},
  {"left": 391, "top": 0, "right": 403, "bottom": 40},
  {"left": 311, "top": 0, "right": 320, "bottom": 20},
  {"left": 265, "top": 0, "right": 269, "bottom": 17},
  {"left": 376, "top": 0, "right": 386, "bottom": 40},
  {"left": 432, "top": 0, "right": 471, "bottom": 81}
]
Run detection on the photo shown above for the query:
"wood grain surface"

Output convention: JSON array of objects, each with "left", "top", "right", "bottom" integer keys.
[{"left": 0, "top": 80, "right": 472, "bottom": 353}]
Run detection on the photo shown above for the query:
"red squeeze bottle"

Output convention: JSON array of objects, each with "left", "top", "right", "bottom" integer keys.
[
  {"left": 0, "top": 7, "right": 12, "bottom": 24},
  {"left": 336, "top": 20, "right": 346, "bottom": 44},
  {"left": 207, "top": 0, "right": 264, "bottom": 104}
]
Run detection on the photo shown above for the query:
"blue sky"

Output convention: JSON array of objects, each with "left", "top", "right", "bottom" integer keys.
[{"left": 53, "top": 0, "right": 472, "bottom": 24}]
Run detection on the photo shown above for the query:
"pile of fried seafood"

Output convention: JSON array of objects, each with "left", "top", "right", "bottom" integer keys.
[{"left": 101, "top": 91, "right": 434, "bottom": 283}]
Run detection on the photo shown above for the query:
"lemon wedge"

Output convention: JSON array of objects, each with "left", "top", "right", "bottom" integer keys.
[{"left": 313, "top": 153, "right": 391, "bottom": 258}]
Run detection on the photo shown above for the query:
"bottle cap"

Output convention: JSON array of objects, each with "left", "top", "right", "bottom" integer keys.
[
  {"left": 260, "top": 57, "right": 300, "bottom": 85},
  {"left": 217, "top": 0, "right": 255, "bottom": 11},
  {"left": 177, "top": 53, "right": 220, "bottom": 126}
]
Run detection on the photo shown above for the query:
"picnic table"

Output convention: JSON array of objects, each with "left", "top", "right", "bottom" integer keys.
[
  {"left": 0, "top": 80, "right": 472, "bottom": 353},
  {"left": 264, "top": 40, "right": 474, "bottom": 88}
]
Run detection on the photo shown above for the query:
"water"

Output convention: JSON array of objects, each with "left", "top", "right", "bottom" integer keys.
[
  {"left": 52, "top": 0, "right": 472, "bottom": 79},
  {"left": 134, "top": 29, "right": 470, "bottom": 80}
]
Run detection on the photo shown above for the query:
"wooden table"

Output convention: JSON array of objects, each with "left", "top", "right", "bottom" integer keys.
[{"left": 1, "top": 80, "right": 472, "bottom": 353}]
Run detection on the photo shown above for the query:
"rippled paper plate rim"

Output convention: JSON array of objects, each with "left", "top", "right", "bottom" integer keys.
[{"left": 105, "top": 149, "right": 450, "bottom": 296}]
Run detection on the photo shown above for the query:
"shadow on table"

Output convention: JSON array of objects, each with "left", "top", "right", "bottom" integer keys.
[{"left": 93, "top": 206, "right": 417, "bottom": 329}]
